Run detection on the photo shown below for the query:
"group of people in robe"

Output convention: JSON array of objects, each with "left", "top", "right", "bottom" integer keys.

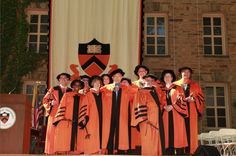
[{"left": 42, "top": 65, "right": 205, "bottom": 155}]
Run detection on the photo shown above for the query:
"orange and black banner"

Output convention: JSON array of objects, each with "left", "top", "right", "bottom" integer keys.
[{"left": 49, "top": 0, "right": 142, "bottom": 86}]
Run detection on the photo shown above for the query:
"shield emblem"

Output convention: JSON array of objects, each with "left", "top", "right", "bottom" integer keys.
[
  {"left": 0, "top": 112, "right": 9, "bottom": 124},
  {"left": 78, "top": 38, "right": 110, "bottom": 76}
]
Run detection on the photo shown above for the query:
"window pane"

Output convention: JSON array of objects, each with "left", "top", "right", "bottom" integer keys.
[
  {"left": 157, "top": 17, "right": 164, "bottom": 26},
  {"left": 30, "top": 24, "right": 38, "bottom": 33},
  {"left": 214, "top": 37, "right": 222, "bottom": 45},
  {"left": 218, "top": 117, "right": 226, "bottom": 127},
  {"left": 40, "top": 35, "right": 48, "bottom": 42},
  {"left": 38, "top": 85, "right": 47, "bottom": 94},
  {"left": 41, "top": 15, "right": 49, "bottom": 23},
  {"left": 203, "top": 17, "right": 211, "bottom": 25},
  {"left": 39, "top": 44, "right": 48, "bottom": 53},
  {"left": 216, "top": 87, "right": 224, "bottom": 96},
  {"left": 214, "top": 27, "right": 221, "bottom": 35},
  {"left": 26, "top": 85, "right": 33, "bottom": 94},
  {"left": 204, "top": 37, "right": 211, "bottom": 45},
  {"left": 147, "top": 17, "right": 154, "bottom": 25},
  {"left": 217, "top": 108, "right": 225, "bottom": 116},
  {"left": 204, "top": 27, "right": 211, "bottom": 35},
  {"left": 27, "top": 95, "right": 33, "bottom": 103},
  {"left": 29, "top": 43, "right": 37, "bottom": 52},
  {"left": 40, "top": 25, "right": 49, "bottom": 33},
  {"left": 157, "top": 37, "right": 165, "bottom": 44},
  {"left": 157, "top": 46, "right": 165, "bottom": 54},
  {"left": 206, "top": 97, "right": 214, "bottom": 106},
  {"left": 206, "top": 108, "right": 215, "bottom": 116},
  {"left": 147, "top": 46, "right": 155, "bottom": 54},
  {"left": 30, "top": 15, "right": 38, "bottom": 23},
  {"left": 157, "top": 26, "right": 165, "bottom": 35},
  {"left": 147, "top": 37, "right": 155, "bottom": 44},
  {"left": 38, "top": 95, "right": 44, "bottom": 102},
  {"left": 147, "top": 26, "right": 155, "bottom": 35},
  {"left": 217, "top": 97, "right": 225, "bottom": 106},
  {"left": 204, "top": 46, "right": 212, "bottom": 54},
  {"left": 214, "top": 46, "right": 222, "bottom": 55},
  {"left": 205, "top": 87, "right": 214, "bottom": 96},
  {"left": 29, "top": 35, "right": 37, "bottom": 42},
  {"left": 213, "top": 18, "right": 221, "bottom": 26},
  {"left": 207, "top": 117, "right": 216, "bottom": 127}
]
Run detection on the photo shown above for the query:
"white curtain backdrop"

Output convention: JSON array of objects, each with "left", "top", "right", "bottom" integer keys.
[{"left": 50, "top": 0, "right": 141, "bottom": 86}]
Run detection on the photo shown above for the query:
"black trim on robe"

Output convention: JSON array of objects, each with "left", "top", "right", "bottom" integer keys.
[
  {"left": 183, "top": 84, "right": 191, "bottom": 152},
  {"left": 107, "top": 89, "right": 122, "bottom": 153},
  {"left": 166, "top": 90, "right": 174, "bottom": 148},
  {"left": 53, "top": 86, "right": 72, "bottom": 103},
  {"left": 93, "top": 93, "right": 103, "bottom": 149},
  {"left": 128, "top": 102, "right": 131, "bottom": 149},
  {"left": 150, "top": 88, "right": 166, "bottom": 154},
  {"left": 70, "top": 95, "right": 80, "bottom": 151}
]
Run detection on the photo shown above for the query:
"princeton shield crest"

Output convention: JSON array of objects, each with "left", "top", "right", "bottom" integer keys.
[
  {"left": 78, "top": 39, "right": 110, "bottom": 76},
  {"left": 0, "top": 112, "right": 9, "bottom": 124}
]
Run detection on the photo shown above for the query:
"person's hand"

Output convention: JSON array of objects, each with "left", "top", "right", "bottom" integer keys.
[
  {"left": 51, "top": 100, "right": 56, "bottom": 106},
  {"left": 186, "top": 96, "right": 194, "bottom": 102},
  {"left": 164, "top": 105, "right": 173, "bottom": 112},
  {"left": 177, "top": 93, "right": 184, "bottom": 101},
  {"left": 48, "top": 88, "right": 54, "bottom": 94}
]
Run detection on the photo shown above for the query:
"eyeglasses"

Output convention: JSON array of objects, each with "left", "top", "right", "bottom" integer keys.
[
  {"left": 138, "top": 70, "right": 147, "bottom": 73},
  {"left": 59, "top": 77, "right": 69, "bottom": 80},
  {"left": 73, "top": 84, "right": 81, "bottom": 87},
  {"left": 82, "top": 78, "right": 89, "bottom": 82}
]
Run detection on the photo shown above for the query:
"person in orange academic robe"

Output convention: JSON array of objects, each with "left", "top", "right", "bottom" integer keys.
[
  {"left": 42, "top": 73, "right": 72, "bottom": 154},
  {"left": 132, "top": 65, "right": 150, "bottom": 88},
  {"left": 132, "top": 74, "right": 166, "bottom": 156},
  {"left": 131, "top": 65, "right": 150, "bottom": 153},
  {"left": 53, "top": 79, "right": 85, "bottom": 154},
  {"left": 79, "top": 75, "right": 90, "bottom": 95},
  {"left": 160, "top": 70, "right": 188, "bottom": 155},
  {"left": 101, "top": 73, "right": 113, "bottom": 86},
  {"left": 121, "top": 77, "right": 141, "bottom": 154},
  {"left": 77, "top": 76, "right": 108, "bottom": 154},
  {"left": 101, "top": 69, "right": 133, "bottom": 154},
  {"left": 174, "top": 67, "right": 205, "bottom": 154}
]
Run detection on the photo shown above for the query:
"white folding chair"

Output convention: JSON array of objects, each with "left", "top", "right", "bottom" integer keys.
[
  {"left": 199, "top": 132, "right": 214, "bottom": 145},
  {"left": 219, "top": 128, "right": 236, "bottom": 155},
  {"left": 208, "top": 130, "right": 223, "bottom": 154},
  {"left": 209, "top": 130, "right": 222, "bottom": 144},
  {"left": 219, "top": 128, "right": 236, "bottom": 143}
]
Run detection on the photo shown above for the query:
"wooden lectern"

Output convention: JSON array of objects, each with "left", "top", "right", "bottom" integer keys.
[{"left": 0, "top": 94, "right": 31, "bottom": 154}]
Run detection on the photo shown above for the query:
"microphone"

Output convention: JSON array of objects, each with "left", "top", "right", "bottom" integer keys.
[{"left": 8, "top": 87, "right": 16, "bottom": 94}]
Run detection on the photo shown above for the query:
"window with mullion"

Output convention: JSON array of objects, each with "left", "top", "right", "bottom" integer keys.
[
  {"left": 203, "top": 15, "right": 225, "bottom": 55},
  {"left": 205, "top": 85, "right": 228, "bottom": 128},
  {"left": 28, "top": 13, "right": 49, "bottom": 53},
  {"left": 24, "top": 82, "right": 47, "bottom": 105},
  {"left": 145, "top": 14, "right": 167, "bottom": 55}
]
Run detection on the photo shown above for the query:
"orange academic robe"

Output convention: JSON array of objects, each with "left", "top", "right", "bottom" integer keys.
[
  {"left": 78, "top": 89, "right": 109, "bottom": 154},
  {"left": 100, "top": 85, "right": 133, "bottom": 153},
  {"left": 132, "top": 86, "right": 166, "bottom": 156},
  {"left": 129, "top": 82, "right": 143, "bottom": 151},
  {"left": 132, "top": 80, "right": 144, "bottom": 88},
  {"left": 53, "top": 92, "right": 84, "bottom": 154},
  {"left": 174, "top": 79, "right": 205, "bottom": 154},
  {"left": 162, "top": 84, "right": 188, "bottom": 150},
  {"left": 42, "top": 86, "right": 72, "bottom": 154}
]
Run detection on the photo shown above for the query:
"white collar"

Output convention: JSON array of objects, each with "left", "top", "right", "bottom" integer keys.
[
  {"left": 166, "top": 83, "right": 172, "bottom": 88},
  {"left": 60, "top": 84, "right": 67, "bottom": 89}
]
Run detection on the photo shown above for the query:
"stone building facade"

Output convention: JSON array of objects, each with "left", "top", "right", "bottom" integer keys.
[
  {"left": 142, "top": 0, "right": 236, "bottom": 131},
  {"left": 25, "top": 0, "right": 236, "bottom": 132}
]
